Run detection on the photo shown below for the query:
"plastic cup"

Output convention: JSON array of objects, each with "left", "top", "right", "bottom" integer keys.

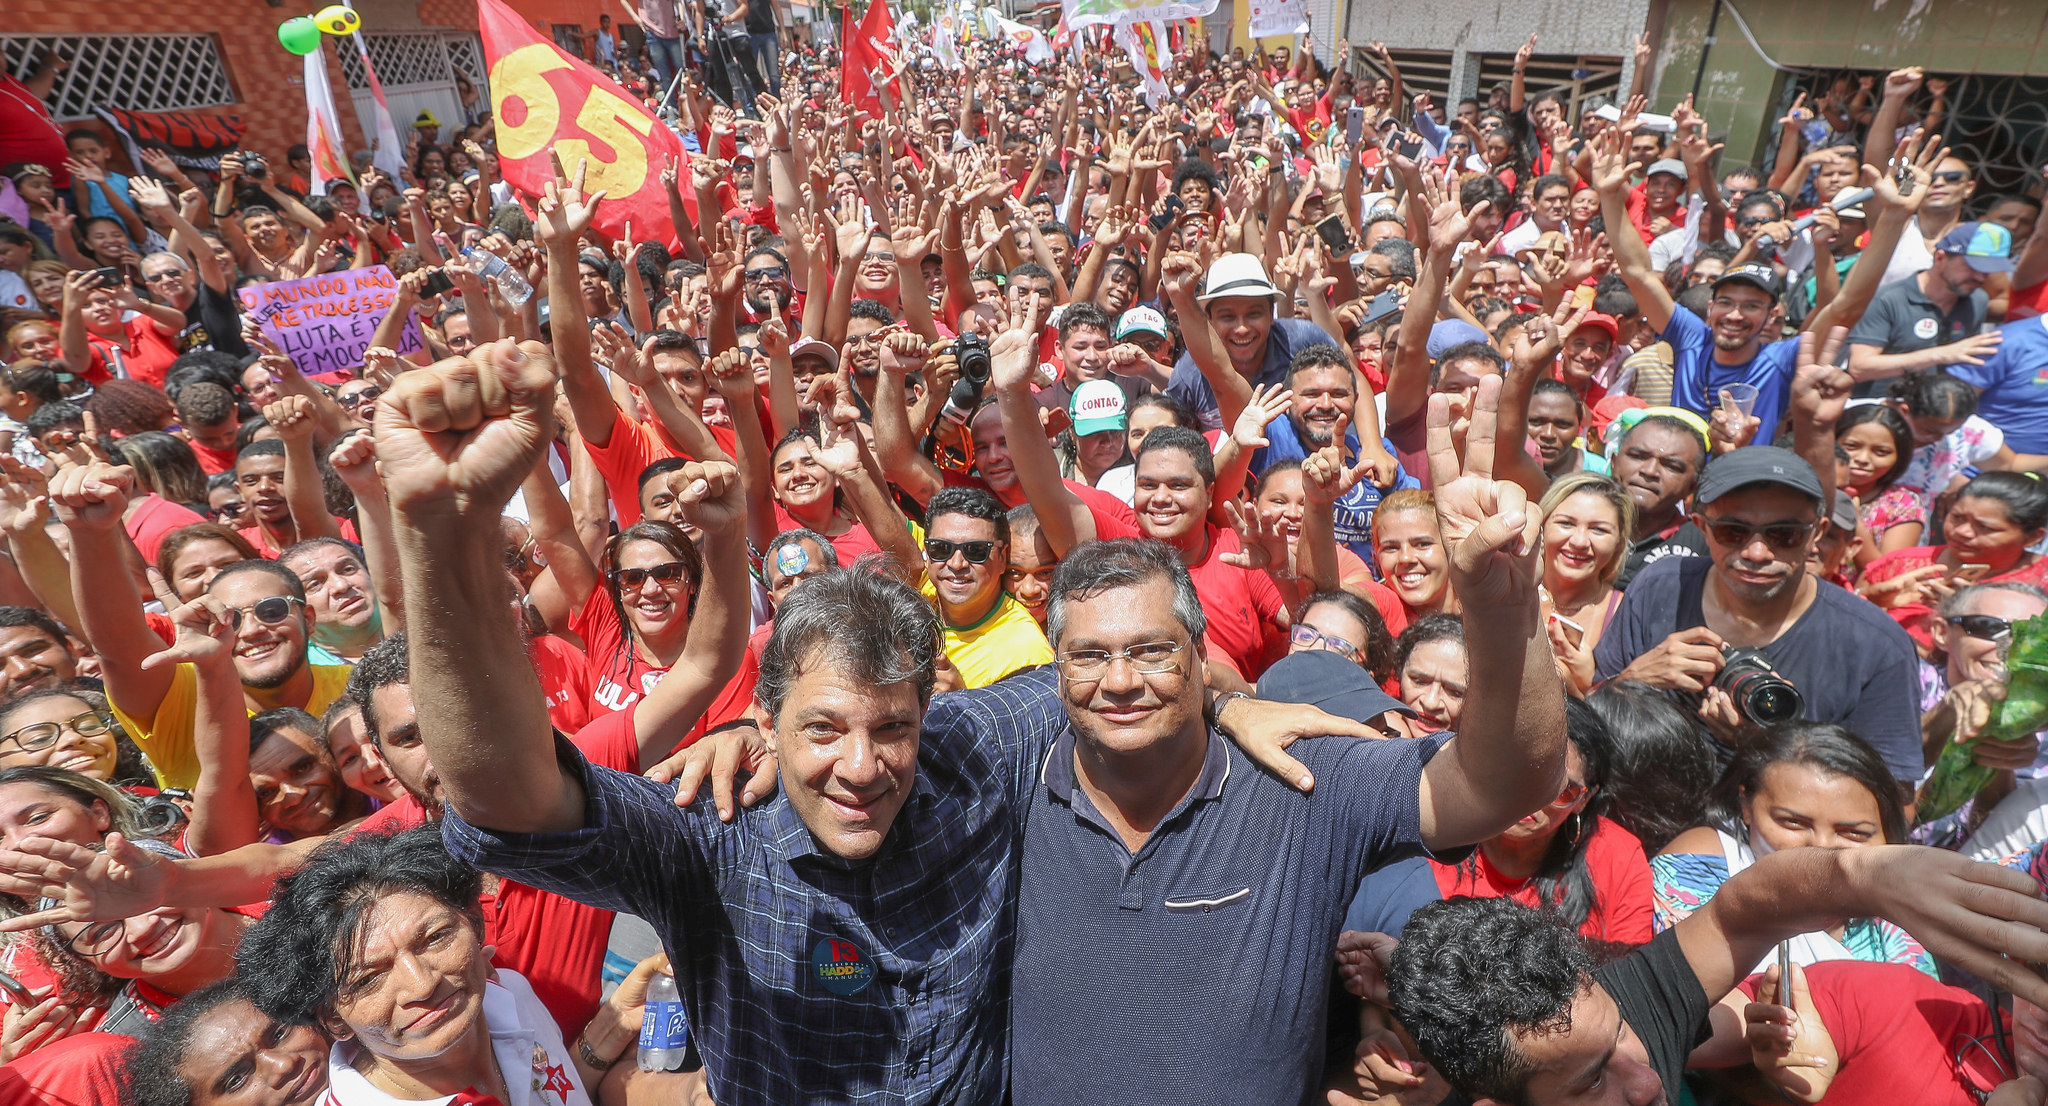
[{"left": 1719, "top": 383, "right": 1760, "bottom": 417}]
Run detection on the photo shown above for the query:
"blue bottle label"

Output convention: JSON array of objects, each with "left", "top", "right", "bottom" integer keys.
[{"left": 638, "top": 1000, "right": 688, "bottom": 1050}]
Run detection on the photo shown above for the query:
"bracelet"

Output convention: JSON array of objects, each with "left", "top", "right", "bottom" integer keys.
[{"left": 576, "top": 1035, "right": 620, "bottom": 1071}]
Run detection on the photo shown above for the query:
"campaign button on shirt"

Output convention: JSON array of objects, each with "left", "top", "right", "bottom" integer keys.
[
  {"left": 1915, "top": 317, "right": 1941, "bottom": 340},
  {"left": 812, "top": 937, "right": 876, "bottom": 994}
]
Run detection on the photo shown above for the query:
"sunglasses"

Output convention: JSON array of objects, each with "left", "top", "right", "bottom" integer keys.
[
  {"left": 746, "top": 265, "right": 790, "bottom": 282},
  {"left": 1932, "top": 170, "right": 1970, "bottom": 185},
  {"left": 225, "top": 596, "right": 305, "bottom": 630},
  {"left": 610, "top": 561, "right": 690, "bottom": 589},
  {"left": 1289, "top": 622, "right": 1359, "bottom": 657},
  {"left": 923, "top": 538, "right": 996, "bottom": 564},
  {"left": 1703, "top": 517, "right": 1814, "bottom": 551},
  {"left": 339, "top": 386, "right": 382, "bottom": 409},
  {"left": 1544, "top": 778, "right": 1593, "bottom": 811},
  {"left": 1947, "top": 613, "right": 2012, "bottom": 642}
]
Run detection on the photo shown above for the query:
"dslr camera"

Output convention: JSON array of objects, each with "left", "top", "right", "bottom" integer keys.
[
  {"left": 1714, "top": 646, "right": 1804, "bottom": 726},
  {"left": 241, "top": 151, "right": 269, "bottom": 180}
]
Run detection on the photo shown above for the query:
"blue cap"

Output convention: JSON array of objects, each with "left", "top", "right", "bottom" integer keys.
[
  {"left": 1255, "top": 650, "right": 1416, "bottom": 726},
  {"left": 1426, "top": 318, "right": 1490, "bottom": 360},
  {"left": 1936, "top": 221, "right": 2015, "bottom": 274}
]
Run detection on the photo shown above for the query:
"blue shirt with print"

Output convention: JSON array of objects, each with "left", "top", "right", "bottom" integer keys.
[
  {"left": 1257, "top": 415, "right": 1418, "bottom": 559},
  {"left": 1664, "top": 306, "right": 1802, "bottom": 442},
  {"left": 1950, "top": 314, "right": 2048, "bottom": 453}
]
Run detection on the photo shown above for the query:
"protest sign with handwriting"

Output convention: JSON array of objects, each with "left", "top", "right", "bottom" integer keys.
[{"left": 237, "top": 266, "right": 423, "bottom": 377}]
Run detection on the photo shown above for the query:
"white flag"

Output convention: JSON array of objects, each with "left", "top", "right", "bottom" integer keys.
[{"left": 301, "top": 43, "right": 353, "bottom": 197}]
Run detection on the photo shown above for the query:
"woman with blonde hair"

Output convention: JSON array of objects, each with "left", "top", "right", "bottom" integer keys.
[
  {"left": 1539, "top": 472, "right": 1636, "bottom": 693},
  {"left": 1371, "top": 488, "right": 1452, "bottom": 630}
]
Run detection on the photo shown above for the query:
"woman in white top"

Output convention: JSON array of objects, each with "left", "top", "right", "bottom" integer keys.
[{"left": 237, "top": 826, "right": 595, "bottom": 1106}]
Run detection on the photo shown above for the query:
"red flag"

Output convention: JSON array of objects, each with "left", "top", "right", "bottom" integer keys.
[
  {"left": 842, "top": 0, "right": 897, "bottom": 118},
  {"left": 477, "top": 0, "right": 686, "bottom": 242}
]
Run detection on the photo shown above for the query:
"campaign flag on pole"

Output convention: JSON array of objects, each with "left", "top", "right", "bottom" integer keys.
[
  {"left": 1246, "top": 0, "right": 1308, "bottom": 40},
  {"left": 342, "top": 0, "right": 408, "bottom": 188},
  {"left": 842, "top": 0, "right": 897, "bottom": 118},
  {"left": 988, "top": 14, "right": 1054, "bottom": 63},
  {"left": 477, "top": 0, "right": 685, "bottom": 243},
  {"left": 1062, "top": 0, "right": 1216, "bottom": 34},
  {"left": 933, "top": 12, "right": 963, "bottom": 69},
  {"left": 1115, "top": 20, "right": 1169, "bottom": 106},
  {"left": 302, "top": 43, "right": 354, "bottom": 197}
]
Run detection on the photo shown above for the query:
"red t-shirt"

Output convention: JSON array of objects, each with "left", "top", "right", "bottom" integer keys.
[
  {"left": 189, "top": 438, "right": 238, "bottom": 475},
  {"left": 772, "top": 501, "right": 886, "bottom": 565},
  {"left": 1431, "top": 816, "right": 1654, "bottom": 945},
  {"left": 1861, "top": 545, "right": 2048, "bottom": 651},
  {"left": 0, "top": 1032, "right": 130, "bottom": 1104},
  {"left": 0, "top": 76, "right": 70, "bottom": 189},
  {"left": 1083, "top": 506, "right": 1284, "bottom": 679},
  {"left": 582, "top": 407, "right": 739, "bottom": 527},
  {"left": 125, "top": 495, "right": 207, "bottom": 565},
  {"left": 84, "top": 316, "right": 181, "bottom": 389},
  {"left": 347, "top": 710, "right": 651, "bottom": 1036},
  {"left": 530, "top": 632, "right": 595, "bottom": 734},
  {"left": 238, "top": 516, "right": 361, "bottom": 560},
  {"left": 1736, "top": 960, "right": 2002, "bottom": 1105},
  {"left": 567, "top": 582, "right": 757, "bottom": 738}
]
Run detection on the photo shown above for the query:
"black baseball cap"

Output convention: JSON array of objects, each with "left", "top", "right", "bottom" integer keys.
[
  {"left": 1695, "top": 445, "right": 1824, "bottom": 506},
  {"left": 1711, "top": 262, "right": 1784, "bottom": 299},
  {"left": 1255, "top": 651, "right": 1416, "bottom": 727}
]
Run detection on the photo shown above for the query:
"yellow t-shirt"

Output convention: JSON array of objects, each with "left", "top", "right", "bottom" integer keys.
[
  {"left": 921, "top": 580, "right": 1055, "bottom": 689},
  {"left": 112, "top": 662, "right": 355, "bottom": 789}
]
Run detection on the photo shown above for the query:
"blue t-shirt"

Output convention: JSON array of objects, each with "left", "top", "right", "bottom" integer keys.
[
  {"left": 1663, "top": 306, "right": 1802, "bottom": 442},
  {"left": 82, "top": 172, "right": 132, "bottom": 222},
  {"left": 1949, "top": 314, "right": 2048, "bottom": 453}
]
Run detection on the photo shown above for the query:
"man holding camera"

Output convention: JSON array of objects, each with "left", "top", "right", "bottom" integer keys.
[{"left": 1593, "top": 446, "right": 1925, "bottom": 782}]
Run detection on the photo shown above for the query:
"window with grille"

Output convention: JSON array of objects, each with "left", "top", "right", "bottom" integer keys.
[
  {"left": 1, "top": 34, "right": 235, "bottom": 121},
  {"left": 336, "top": 32, "right": 488, "bottom": 101},
  {"left": 1474, "top": 54, "right": 1625, "bottom": 123},
  {"left": 1349, "top": 48, "right": 1454, "bottom": 104}
]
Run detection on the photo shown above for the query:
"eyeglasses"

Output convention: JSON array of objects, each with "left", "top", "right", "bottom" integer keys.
[
  {"left": 225, "top": 596, "right": 305, "bottom": 630},
  {"left": 1289, "top": 622, "right": 1360, "bottom": 657},
  {"left": 1736, "top": 215, "right": 1774, "bottom": 229},
  {"left": 862, "top": 252, "right": 898, "bottom": 266},
  {"left": 1932, "top": 170, "right": 1970, "bottom": 185},
  {"left": 745, "top": 266, "right": 789, "bottom": 282},
  {"left": 1702, "top": 517, "right": 1815, "bottom": 551},
  {"left": 923, "top": 538, "right": 996, "bottom": 564},
  {"left": 56, "top": 918, "right": 129, "bottom": 958},
  {"left": 140, "top": 269, "right": 185, "bottom": 284},
  {"left": 212, "top": 500, "right": 246, "bottom": 521},
  {"left": 1, "top": 710, "right": 115, "bottom": 753},
  {"left": 338, "top": 386, "right": 382, "bottom": 409},
  {"left": 609, "top": 561, "right": 690, "bottom": 588},
  {"left": 1947, "top": 613, "right": 2013, "bottom": 642},
  {"left": 1709, "top": 297, "right": 1772, "bottom": 316},
  {"left": 1056, "top": 639, "right": 1187, "bottom": 680},
  {"left": 1545, "top": 778, "right": 1594, "bottom": 810}
]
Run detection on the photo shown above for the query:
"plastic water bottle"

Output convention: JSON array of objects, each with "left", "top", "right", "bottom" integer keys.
[
  {"left": 637, "top": 972, "right": 688, "bottom": 1072},
  {"left": 461, "top": 245, "right": 533, "bottom": 306}
]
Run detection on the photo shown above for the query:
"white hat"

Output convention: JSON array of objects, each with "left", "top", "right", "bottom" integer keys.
[
  {"left": 1197, "top": 253, "right": 1284, "bottom": 303},
  {"left": 1068, "top": 379, "right": 1129, "bottom": 436},
  {"left": 789, "top": 337, "right": 839, "bottom": 369}
]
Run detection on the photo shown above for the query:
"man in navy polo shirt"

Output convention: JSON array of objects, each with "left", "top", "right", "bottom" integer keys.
[
  {"left": 1845, "top": 220, "right": 2010, "bottom": 387},
  {"left": 1164, "top": 252, "right": 1337, "bottom": 430},
  {"left": 1007, "top": 377, "right": 1570, "bottom": 1104}
]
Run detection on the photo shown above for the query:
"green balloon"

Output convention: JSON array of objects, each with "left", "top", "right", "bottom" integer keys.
[{"left": 279, "top": 17, "right": 323, "bottom": 55}]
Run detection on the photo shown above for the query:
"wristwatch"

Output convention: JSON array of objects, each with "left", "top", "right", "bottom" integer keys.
[
  {"left": 1209, "top": 690, "right": 1252, "bottom": 727},
  {"left": 576, "top": 1035, "right": 619, "bottom": 1071}
]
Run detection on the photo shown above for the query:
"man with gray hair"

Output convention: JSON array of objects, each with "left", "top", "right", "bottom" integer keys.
[{"left": 132, "top": 175, "right": 246, "bottom": 356}]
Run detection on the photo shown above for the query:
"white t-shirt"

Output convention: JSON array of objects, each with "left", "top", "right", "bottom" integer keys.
[
  {"left": 1880, "top": 216, "right": 1937, "bottom": 288},
  {"left": 0, "top": 269, "right": 33, "bottom": 312},
  {"left": 321, "top": 971, "right": 592, "bottom": 1106}
]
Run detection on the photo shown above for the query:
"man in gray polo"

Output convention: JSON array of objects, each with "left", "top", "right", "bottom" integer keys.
[
  {"left": 1007, "top": 377, "right": 1569, "bottom": 1103},
  {"left": 1845, "top": 220, "right": 2011, "bottom": 388}
]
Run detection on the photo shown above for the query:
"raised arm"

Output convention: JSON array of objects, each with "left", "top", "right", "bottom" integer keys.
[
  {"left": 991, "top": 295, "right": 1095, "bottom": 555},
  {"left": 625, "top": 460, "right": 750, "bottom": 769},
  {"left": 328, "top": 430, "right": 404, "bottom": 629},
  {"left": 1416, "top": 376, "right": 1569, "bottom": 849},
  {"left": 1806, "top": 131, "right": 1940, "bottom": 339},
  {"left": 700, "top": 344, "right": 781, "bottom": 551},
  {"left": 1386, "top": 160, "right": 1489, "bottom": 428},
  {"left": 145, "top": 592, "right": 260, "bottom": 856},
  {"left": 1864, "top": 68, "right": 1924, "bottom": 170},
  {"left": 1589, "top": 127, "right": 1677, "bottom": 334},
  {"left": 45, "top": 465, "right": 177, "bottom": 727},
  {"left": 260, "top": 395, "right": 343, "bottom": 542},
  {"left": 378, "top": 337, "right": 581, "bottom": 835}
]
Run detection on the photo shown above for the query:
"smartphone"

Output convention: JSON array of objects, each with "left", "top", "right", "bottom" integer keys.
[
  {"left": 0, "top": 971, "right": 33, "bottom": 1005},
  {"left": 89, "top": 267, "right": 122, "bottom": 288},
  {"left": 1314, "top": 213, "right": 1352, "bottom": 253},
  {"left": 1953, "top": 562, "right": 1993, "bottom": 583},
  {"left": 1775, "top": 941, "right": 1793, "bottom": 1006},
  {"left": 1549, "top": 612, "right": 1585, "bottom": 650},
  {"left": 1345, "top": 104, "right": 1365, "bottom": 147},
  {"left": 1392, "top": 132, "right": 1426, "bottom": 161},
  {"left": 420, "top": 270, "right": 456, "bottom": 297},
  {"left": 1147, "top": 193, "right": 1186, "bottom": 232}
]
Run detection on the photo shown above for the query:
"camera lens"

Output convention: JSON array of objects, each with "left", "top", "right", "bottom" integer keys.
[{"left": 1742, "top": 681, "right": 1804, "bottom": 725}]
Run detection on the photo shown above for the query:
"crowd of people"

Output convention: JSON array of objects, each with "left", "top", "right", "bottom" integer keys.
[{"left": 4, "top": 14, "right": 2048, "bottom": 1105}]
